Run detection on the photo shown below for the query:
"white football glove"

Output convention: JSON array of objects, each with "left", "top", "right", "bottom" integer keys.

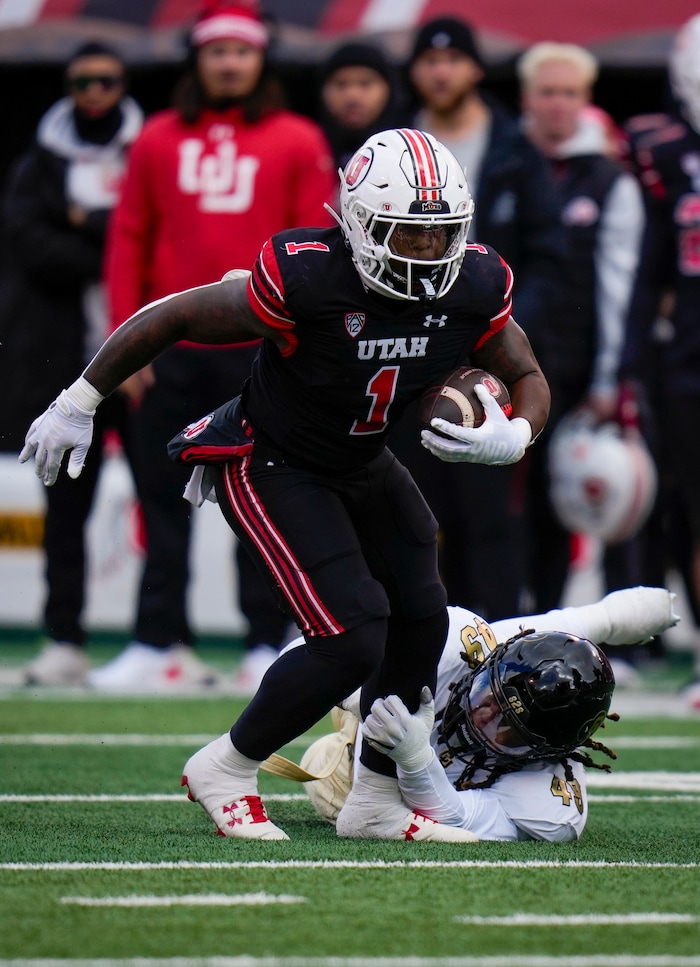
[
  {"left": 421, "top": 383, "right": 532, "bottom": 465},
  {"left": 363, "top": 686, "right": 435, "bottom": 772},
  {"left": 18, "top": 377, "right": 103, "bottom": 486}
]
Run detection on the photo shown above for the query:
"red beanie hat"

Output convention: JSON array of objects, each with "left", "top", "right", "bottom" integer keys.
[{"left": 191, "top": 4, "right": 268, "bottom": 50}]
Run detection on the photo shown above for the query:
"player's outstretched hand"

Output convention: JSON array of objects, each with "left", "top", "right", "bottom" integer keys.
[
  {"left": 19, "top": 378, "right": 101, "bottom": 486},
  {"left": 421, "top": 383, "right": 532, "bottom": 465},
  {"left": 363, "top": 686, "right": 435, "bottom": 772}
]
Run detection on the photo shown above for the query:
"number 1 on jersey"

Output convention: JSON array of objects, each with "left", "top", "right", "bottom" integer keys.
[{"left": 351, "top": 366, "right": 399, "bottom": 435}]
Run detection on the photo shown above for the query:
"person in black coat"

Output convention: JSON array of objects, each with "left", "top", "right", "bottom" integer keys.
[{"left": 0, "top": 42, "right": 144, "bottom": 685}]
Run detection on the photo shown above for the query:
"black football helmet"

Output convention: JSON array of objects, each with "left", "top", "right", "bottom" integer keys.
[{"left": 439, "top": 631, "right": 615, "bottom": 767}]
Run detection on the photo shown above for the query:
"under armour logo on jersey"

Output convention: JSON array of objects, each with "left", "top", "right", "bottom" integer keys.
[
  {"left": 345, "top": 312, "right": 366, "bottom": 337},
  {"left": 423, "top": 314, "right": 447, "bottom": 328}
]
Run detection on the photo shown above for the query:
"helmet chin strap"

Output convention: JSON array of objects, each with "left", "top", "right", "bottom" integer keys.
[{"left": 419, "top": 276, "right": 437, "bottom": 305}]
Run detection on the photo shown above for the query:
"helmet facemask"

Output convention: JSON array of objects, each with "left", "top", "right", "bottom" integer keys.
[{"left": 438, "top": 631, "right": 616, "bottom": 785}]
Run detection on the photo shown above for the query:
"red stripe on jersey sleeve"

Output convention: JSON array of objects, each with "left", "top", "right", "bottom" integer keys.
[
  {"left": 247, "top": 239, "right": 298, "bottom": 356},
  {"left": 472, "top": 256, "right": 514, "bottom": 352}
]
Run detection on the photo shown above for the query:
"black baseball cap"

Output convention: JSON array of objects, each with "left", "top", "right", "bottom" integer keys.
[{"left": 409, "top": 17, "right": 484, "bottom": 69}]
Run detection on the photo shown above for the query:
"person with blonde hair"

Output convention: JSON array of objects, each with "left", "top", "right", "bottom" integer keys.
[{"left": 517, "top": 41, "right": 647, "bottom": 638}]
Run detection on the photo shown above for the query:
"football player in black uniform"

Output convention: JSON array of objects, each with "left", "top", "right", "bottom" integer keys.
[
  {"left": 621, "top": 17, "right": 700, "bottom": 710},
  {"left": 19, "top": 128, "right": 551, "bottom": 840}
]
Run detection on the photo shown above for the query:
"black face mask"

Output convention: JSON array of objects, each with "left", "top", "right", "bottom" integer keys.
[{"left": 73, "top": 103, "right": 124, "bottom": 145}]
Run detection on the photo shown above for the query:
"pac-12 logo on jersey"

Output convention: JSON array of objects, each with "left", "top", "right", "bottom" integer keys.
[{"left": 345, "top": 312, "right": 366, "bottom": 337}]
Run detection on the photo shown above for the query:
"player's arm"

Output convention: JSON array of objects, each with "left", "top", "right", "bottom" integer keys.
[
  {"left": 85, "top": 276, "right": 279, "bottom": 396},
  {"left": 472, "top": 316, "right": 550, "bottom": 441},
  {"left": 363, "top": 688, "right": 475, "bottom": 830},
  {"left": 421, "top": 317, "right": 551, "bottom": 466},
  {"left": 19, "top": 276, "right": 284, "bottom": 485}
]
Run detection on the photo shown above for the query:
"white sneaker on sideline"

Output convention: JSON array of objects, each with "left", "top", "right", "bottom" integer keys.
[
  {"left": 24, "top": 642, "right": 89, "bottom": 686},
  {"left": 87, "top": 641, "right": 220, "bottom": 693},
  {"left": 335, "top": 767, "right": 478, "bottom": 843},
  {"left": 608, "top": 657, "right": 642, "bottom": 689},
  {"left": 182, "top": 733, "right": 289, "bottom": 840},
  {"left": 227, "top": 644, "right": 279, "bottom": 696},
  {"left": 680, "top": 679, "right": 700, "bottom": 712},
  {"left": 601, "top": 587, "right": 680, "bottom": 646}
]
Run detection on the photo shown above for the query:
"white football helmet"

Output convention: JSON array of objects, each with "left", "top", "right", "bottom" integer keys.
[
  {"left": 669, "top": 15, "right": 700, "bottom": 134},
  {"left": 335, "top": 128, "right": 474, "bottom": 303},
  {"left": 548, "top": 413, "right": 658, "bottom": 545}
]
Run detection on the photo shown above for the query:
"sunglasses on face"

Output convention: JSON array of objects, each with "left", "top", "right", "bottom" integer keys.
[{"left": 68, "top": 75, "right": 124, "bottom": 92}]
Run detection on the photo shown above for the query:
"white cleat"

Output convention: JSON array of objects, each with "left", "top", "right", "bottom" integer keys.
[
  {"left": 24, "top": 641, "right": 89, "bottom": 686},
  {"left": 182, "top": 733, "right": 289, "bottom": 840},
  {"left": 601, "top": 587, "right": 680, "bottom": 646},
  {"left": 336, "top": 784, "right": 478, "bottom": 842}
]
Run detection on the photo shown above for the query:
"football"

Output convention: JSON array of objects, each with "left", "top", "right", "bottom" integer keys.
[{"left": 418, "top": 367, "right": 512, "bottom": 432}]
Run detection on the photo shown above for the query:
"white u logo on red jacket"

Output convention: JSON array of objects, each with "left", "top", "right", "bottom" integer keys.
[{"left": 178, "top": 137, "right": 260, "bottom": 213}]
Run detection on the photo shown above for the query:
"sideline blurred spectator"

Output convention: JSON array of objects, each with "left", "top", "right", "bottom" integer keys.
[
  {"left": 317, "top": 41, "right": 405, "bottom": 171},
  {"left": 0, "top": 42, "right": 143, "bottom": 685},
  {"left": 620, "top": 15, "right": 700, "bottom": 707},
  {"left": 516, "top": 42, "right": 647, "bottom": 641},
  {"left": 91, "top": 2, "right": 336, "bottom": 693},
  {"left": 389, "top": 16, "right": 566, "bottom": 620}
]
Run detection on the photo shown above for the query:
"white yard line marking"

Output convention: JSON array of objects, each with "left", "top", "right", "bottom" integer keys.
[
  {"left": 1, "top": 860, "right": 698, "bottom": 872},
  {"left": 60, "top": 893, "right": 306, "bottom": 907},
  {"left": 2, "top": 791, "right": 698, "bottom": 803},
  {"left": 1, "top": 734, "right": 698, "bottom": 749},
  {"left": 589, "top": 794, "right": 700, "bottom": 802},
  {"left": 454, "top": 913, "right": 698, "bottom": 926},
  {"left": 0, "top": 794, "right": 305, "bottom": 803},
  {"left": 3, "top": 955, "right": 700, "bottom": 967},
  {"left": 0, "top": 734, "right": 310, "bottom": 747},
  {"left": 609, "top": 737, "right": 699, "bottom": 748},
  {"left": 586, "top": 772, "right": 700, "bottom": 791}
]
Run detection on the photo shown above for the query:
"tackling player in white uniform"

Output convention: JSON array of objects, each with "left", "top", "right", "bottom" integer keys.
[{"left": 276, "top": 586, "right": 678, "bottom": 841}]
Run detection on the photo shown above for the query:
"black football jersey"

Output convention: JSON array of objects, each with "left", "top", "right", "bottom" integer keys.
[
  {"left": 244, "top": 226, "right": 513, "bottom": 471},
  {"left": 623, "top": 113, "right": 700, "bottom": 389}
]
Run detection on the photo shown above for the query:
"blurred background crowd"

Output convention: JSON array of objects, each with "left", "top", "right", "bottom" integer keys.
[{"left": 1, "top": 0, "right": 700, "bottom": 711}]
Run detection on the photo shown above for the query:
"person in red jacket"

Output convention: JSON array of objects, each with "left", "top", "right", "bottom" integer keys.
[{"left": 93, "top": 2, "right": 336, "bottom": 692}]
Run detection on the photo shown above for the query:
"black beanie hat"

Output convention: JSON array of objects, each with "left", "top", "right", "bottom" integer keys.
[
  {"left": 409, "top": 17, "right": 484, "bottom": 69},
  {"left": 67, "top": 41, "right": 125, "bottom": 68},
  {"left": 322, "top": 42, "right": 392, "bottom": 84}
]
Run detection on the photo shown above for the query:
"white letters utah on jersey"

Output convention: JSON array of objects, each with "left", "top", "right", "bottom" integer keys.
[
  {"left": 178, "top": 129, "right": 259, "bottom": 213},
  {"left": 357, "top": 336, "right": 429, "bottom": 360}
]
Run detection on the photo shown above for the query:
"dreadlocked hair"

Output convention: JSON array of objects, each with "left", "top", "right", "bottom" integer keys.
[
  {"left": 446, "top": 711, "right": 621, "bottom": 790},
  {"left": 560, "top": 712, "right": 620, "bottom": 781},
  {"left": 453, "top": 751, "right": 523, "bottom": 790}
]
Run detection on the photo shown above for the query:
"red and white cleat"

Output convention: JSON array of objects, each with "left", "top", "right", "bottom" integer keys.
[
  {"left": 335, "top": 778, "right": 477, "bottom": 842},
  {"left": 182, "top": 733, "right": 289, "bottom": 840}
]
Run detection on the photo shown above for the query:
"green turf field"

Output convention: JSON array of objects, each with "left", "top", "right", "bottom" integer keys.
[{"left": 1, "top": 641, "right": 699, "bottom": 967}]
